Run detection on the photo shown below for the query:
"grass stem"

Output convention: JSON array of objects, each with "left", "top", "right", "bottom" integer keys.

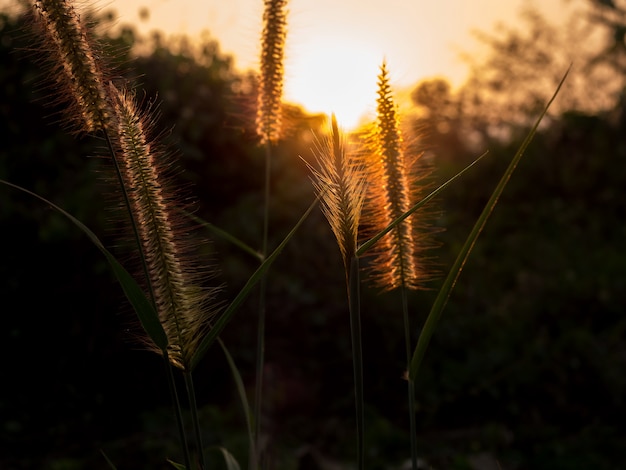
[
  {"left": 185, "top": 372, "right": 206, "bottom": 469},
  {"left": 164, "top": 357, "right": 192, "bottom": 470},
  {"left": 401, "top": 286, "right": 418, "bottom": 470},
  {"left": 254, "top": 140, "right": 272, "bottom": 469},
  {"left": 348, "top": 256, "right": 364, "bottom": 470}
]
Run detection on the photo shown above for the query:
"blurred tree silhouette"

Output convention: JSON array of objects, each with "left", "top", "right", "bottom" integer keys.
[{"left": 412, "top": 2, "right": 626, "bottom": 151}]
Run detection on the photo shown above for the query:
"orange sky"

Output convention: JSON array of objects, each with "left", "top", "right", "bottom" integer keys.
[{"left": 2, "top": 0, "right": 578, "bottom": 128}]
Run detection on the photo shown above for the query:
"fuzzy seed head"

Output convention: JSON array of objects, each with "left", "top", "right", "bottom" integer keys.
[
  {"left": 308, "top": 114, "right": 367, "bottom": 270},
  {"left": 256, "top": 0, "right": 287, "bottom": 144},
  {"left": 109, "top": 84, "right": 219, "bottom": 370},
  {"left": 364, "top": 62, "right": 433, "bottom": 291},
  {"left": 32, "top": 0, "right": 110, "bottom": 133}
]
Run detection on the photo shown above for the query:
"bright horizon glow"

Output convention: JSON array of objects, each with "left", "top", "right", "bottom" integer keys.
[
  {"left": 0, "top": 0, "right": 575, "bottom": 129},
  {"left": 284, "top": 35, "right": 383, "bottom": 130}
]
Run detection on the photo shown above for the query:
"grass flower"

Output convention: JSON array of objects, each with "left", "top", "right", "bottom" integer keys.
[
  {"left": 30, "top": 0, "right": 110, "bottom": 134},
  {"left": 109, "top": 83, "right": 220, "bottom": 371},
  {"left": 309, "top": 114, "right": 366, "bottom": 271},
  {"left": 256, "top": 0, "right": 287, "bottom": 144},
  {"left": 363, "top": 61, "right": 436, "bottom": 292}
]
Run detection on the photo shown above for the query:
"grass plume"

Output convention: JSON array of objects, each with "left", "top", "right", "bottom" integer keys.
[
  {"left": 30, "top": 0, "right": 110, "bottom": 134},
  {"left": 109, "top": 83, "right": 220, "bottom": 371},
  {"left": 256, "top": 0, "right": 287, "bottom": 144},
  {"left": 308, "top": 114, "right": 366, "bottom": 271},
  {"left": 363, "top": 61, "right": 436, "bottom": 291}
]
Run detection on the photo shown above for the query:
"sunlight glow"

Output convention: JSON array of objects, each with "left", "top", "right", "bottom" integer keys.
[{"left": 284, "top": 37, "right": 383, "bottom": 130}]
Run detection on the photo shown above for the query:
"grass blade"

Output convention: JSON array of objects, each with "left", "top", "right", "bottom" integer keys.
[
  {"left": 190, "top": 195, "right": 319, "bottom": 370},
  {"left": 213, "top": 446, "right": 242, "bottom": 470},
  {"left": 166, "top": 460, "right": 187, "bottom": 470},
  {"left": 408, "top": 65, "right": 571, "bottom": 381},
  {"left": 356, "top": 151, "right": 488, "bottom": 256},
  {"left": 100, "top": 450, "right": 118, "bottom": 470},
  {"left": 180, "top": 209, "right": 264, "bottom": 262},
  {"left": 0, "top": 179, "right": 168, "bottom": 351},
  {"left": 218, "top": 338, "right": 256, "bottom": 468}
]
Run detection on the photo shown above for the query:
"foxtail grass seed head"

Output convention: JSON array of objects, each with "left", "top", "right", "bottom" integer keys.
[
  {"left": 308, "top": 114, "right": 367, "bottom": 270},
  {"left": 31, "top": 0, "right": 110, "bottom": 134},
  {"left": 364, "top": 62, "right": 435, "bottom": 291},
  {"left": 256, "top": 0, "right": 287, "bottom": 144},
  {"left": 109, "top": 84, "right": 219, "bottom": 370}
]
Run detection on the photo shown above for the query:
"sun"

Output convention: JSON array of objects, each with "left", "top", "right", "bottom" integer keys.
[{"left": 283, "top": 36, "right": 383, "bottom": 131}]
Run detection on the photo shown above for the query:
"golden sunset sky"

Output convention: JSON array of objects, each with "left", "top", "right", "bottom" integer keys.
[{"left": 3, "top": 0, "right": 578, "bottom": 128}]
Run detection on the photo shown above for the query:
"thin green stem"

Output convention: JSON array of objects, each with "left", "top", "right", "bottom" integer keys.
[
  {"left": 254, "top": 141, "right": 272, "bottom": 469},
  {"left": 185, "top": 372, "right": 206, "bottom": 470},
  {"left": 164, "top": 358, "right": 192, "bottom": 470},
  {"left": 348, "top": 256, "right": 364, "bottom": 470},
  {"left": 401, "top": 285, "right": 418, "bottom": 470},
  {"left": 254, "top": 274, "right": 267, "bottom": 470}
]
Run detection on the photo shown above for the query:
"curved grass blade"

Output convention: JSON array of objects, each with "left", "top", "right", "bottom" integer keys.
[
  {"left": 167, "top": 460, "right": 187, "bottom": 470},
  {"left": 217, "top": 338, "right": 256, "bottom": 467},
  {"left": 408, "top": 65, "right": 571, "bottom": 381},
  {"left": 212, "top": 446, "right": 242, "bottom": 470},
  {"left": 190, "top": 195, "right": 319, "bottom": 371},
  {"left": 100, "top": 450, "right": 118, "bottom": 470},
  {"left": 179, "top": 208, "right": 264, "bottom": 262},
  {"left": 356, "top": 151, "right": 488, "bottom": 256},
  {"left": 0, "top": 179, "right": 168, "bottom": 351}
]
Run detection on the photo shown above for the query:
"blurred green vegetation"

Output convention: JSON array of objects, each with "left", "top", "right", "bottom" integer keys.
[{"left": 1, "top": 2, "right": 625, "bottom": 469}]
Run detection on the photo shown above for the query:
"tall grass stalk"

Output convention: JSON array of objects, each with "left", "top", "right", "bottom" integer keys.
[
  {"left": 30, "top": 0, "right": 168, "bottom": 320},
  {"left": 362, "top": 62, "right": 438, "bottom": 470},
  {"left": 308, "top": 114, "right": 367, "bottom": 469},
  {"left": 29, "top": 0, "right": 164, "bottom": 351},
  {"left": 254, "top": 0, "right": 287, "bottom": 466},
  {"left": 108, "top": 81, "right": 221, "bottom": 469},
  {"left": 27, "top": 2, "right": 224, "bottom": 465}
]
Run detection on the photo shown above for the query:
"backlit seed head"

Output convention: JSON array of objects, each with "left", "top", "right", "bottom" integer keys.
[
  {"left": 31, "top": 0, "right": 110, "bottom": 134},
  {"left": 109, "top": 84, "right": 221, "bottom": 370},
  {"left": 256, "top": 0, "right": 287, "bottom": 144},
  {"left": 308, "top": 114, "right": 367, "bottom": 270},
  {"left": 362, "top": 62, "right": 438, "bottom": 291}
]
